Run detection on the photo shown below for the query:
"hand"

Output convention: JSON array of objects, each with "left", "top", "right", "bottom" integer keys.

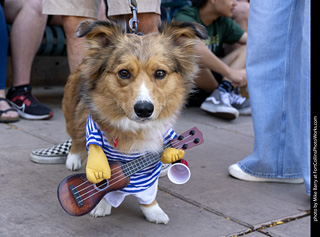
[
  {"left": 86, "top": 144, "right": 111, "bottom": 183},
  {"left": 227, "top": 68, "right": 247, "bottom": 88},
  {"left": 161, "top": 148, "right": 185, "bottom": 164}
]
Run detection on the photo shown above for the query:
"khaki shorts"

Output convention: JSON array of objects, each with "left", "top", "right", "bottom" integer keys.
[
  {"left": 107, "top": 0, "right": 161, "bottom": 16},
  {"left": 42, "top": 0, "right": 101, "bottom": 18}
]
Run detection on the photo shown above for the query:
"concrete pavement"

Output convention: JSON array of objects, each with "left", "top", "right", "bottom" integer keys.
[{"left": 0, "top": 86, "right": 310, "bottom": 237}]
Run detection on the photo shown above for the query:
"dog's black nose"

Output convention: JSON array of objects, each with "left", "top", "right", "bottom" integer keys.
[{"left": 134, "top": 101, "right": 154, "bottom": 118}]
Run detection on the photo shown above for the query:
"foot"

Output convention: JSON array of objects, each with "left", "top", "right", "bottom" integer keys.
[
  {"left": 200, "top": 89, "right": 239, "bottom": 120},
  {"left": 140, "top": 201, "right": 170, "bottom": 224},
  {"left": 66, "top": 153, "right": 82, "bottom": 171},
  {"left": 0, "top": 98, "right": 19, "bottom": 123},
  {"left": 90, "top": 198, "right": 112, "bottom": 217},
  {"left": 7, "top": 85, "right": 53, "bottom": 120},
  {"left": 228, "top": 163, "right": 304, "bottom": 183},
  {"left": 30, "top": 139, "right": 71, "bottom": 164},
  {"left": 230, "top": 89, "right": 251, "bottom": 115}
]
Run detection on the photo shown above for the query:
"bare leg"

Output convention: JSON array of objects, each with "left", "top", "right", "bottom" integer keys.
[
  {"left": 62, "top": 16, "right": 95, "bottom": 72},
  {"left": 4, "top": 0, "right": 47, "bottom": 87},
  {"left": 194, "top": 68, "right": 219, "bottom": 93},
  {"left": 222, "top": 45, "right": 246, "bottom": 87}
]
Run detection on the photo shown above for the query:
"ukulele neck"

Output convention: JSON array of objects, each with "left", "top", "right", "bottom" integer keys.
[{"left": 121, "top": 151, "right": 162, "bottom": 177}]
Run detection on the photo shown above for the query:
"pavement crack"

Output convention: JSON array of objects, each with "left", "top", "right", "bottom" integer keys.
[
  {"left": 230, "top": 211, "right": 310, "bottom": 237},
  {"left": 158, "top": 186, "right": 253, "bottom": 229}
]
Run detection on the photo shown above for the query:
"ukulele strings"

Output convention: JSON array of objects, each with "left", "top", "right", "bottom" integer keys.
[
  {"left": 78, "top": 141, "right": 194, "bottom": 204},
  {"left": 71, "top": 134, "right": 192, "bottom": 192},
  {"left": 74, "top": 136, "right": 197, "bottom": 204},
  {"left": 72, "top": 134, "right": 197, "bottom": 204}
]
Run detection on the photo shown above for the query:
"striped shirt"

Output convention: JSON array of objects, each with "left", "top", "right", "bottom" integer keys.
[{"left": 86, "top": 115, "right": 177, "bottom": 193}]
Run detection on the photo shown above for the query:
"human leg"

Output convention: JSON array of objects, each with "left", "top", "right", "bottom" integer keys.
[
  {"left": 0, "top": 5, "right": 19, "bottom": 122},
  {"left": 299, "top": 0, "right": 310, "bottom": 195},
  {"left": 4, "top": 0, "right": 47, "bottom": 87},
  {"left": 229, "top": 0, "right": 310, "bottom": 190},
  {"left": 42, "top": 0, "right": 101, "bottom": 72},
  {"left": 4, "top": 0, "right": 53, "bottom": 119},
  {"left": 221, "top": 45, "right": 246, "bottom": 87},
  {"left": 62, "top": 16, "right": 94, "bottom": 72}
]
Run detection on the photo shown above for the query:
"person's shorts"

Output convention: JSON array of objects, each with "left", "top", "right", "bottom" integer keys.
[
  {"left": 42, "top": 0, "right": 101, "bottom": 18},
  {"left": 211, "top": 71, "right": 223, "bottom": 84},
  {"left": 107, "top": 0, "right": 161, "bottom": 16}
]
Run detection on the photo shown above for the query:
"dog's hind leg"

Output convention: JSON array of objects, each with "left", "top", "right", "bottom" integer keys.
[
  {"left": 90, "top": 198, "right": 112, "bottom": 217},
  {"left": 140, "top": 200, "right": 170, "bottom": 224}
]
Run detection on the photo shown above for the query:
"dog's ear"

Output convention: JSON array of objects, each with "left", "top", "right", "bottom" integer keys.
[
  {"left": 160, "top": 21, "right": 208, "bottom": 45},
  {"left": 75, "top": 20, "right": 126, "bottom": 47}
]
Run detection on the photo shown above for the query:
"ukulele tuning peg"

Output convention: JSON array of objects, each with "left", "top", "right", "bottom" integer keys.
[
  {"left": 189, "top": 130, "right": 195, "bottom": 135},
  {"left": 193, "top": 138, "right": 200, "bottom": 144},
  {"left": 182, "top": 144, "right": 188, "bottom": 149},
  {"left": 178, "top": 135, "right": 184, "bottom": 141}
]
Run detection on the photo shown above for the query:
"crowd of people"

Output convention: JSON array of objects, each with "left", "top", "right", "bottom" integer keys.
[{"left": 0, "top": 0, "right": 310, "bottom": 196}]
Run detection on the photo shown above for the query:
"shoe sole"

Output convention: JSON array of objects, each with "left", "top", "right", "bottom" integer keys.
[
  {"left": 30, "top": 153, "right": 67, "bottom": 164},
  {"left": 238, "top": 107, "right": 251, "bottom": 116},
  {"left": 17, "top": 109, "right": 53, "bottom": 120},
  {"left": 9, "top": 101, "right": 53, "bottom": 120},
  {"left": 228, "top": 164, "right": 304, "bottom": 183},
  {"left": 201, "top": 103, "right": 239, "bottom": 120}
]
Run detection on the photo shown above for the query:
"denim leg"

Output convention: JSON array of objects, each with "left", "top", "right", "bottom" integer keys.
[
  {"left": 239, "top": 0, "right": 310, "bottom": 191},
  {"left": 299, "top": 0, "right": 310, "bottom": 195},
  {"left": 0, "top": 6, "right": 8, "bottom": 90}
]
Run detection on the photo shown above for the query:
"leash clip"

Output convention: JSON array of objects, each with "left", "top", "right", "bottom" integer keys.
[{"left": 128, "top": 0, "right": 141, "bottom": 35}]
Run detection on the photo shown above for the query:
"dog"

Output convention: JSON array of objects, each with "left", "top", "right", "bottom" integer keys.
[{"left": 62, "top": 20, "right": 206, "bottom": 224}]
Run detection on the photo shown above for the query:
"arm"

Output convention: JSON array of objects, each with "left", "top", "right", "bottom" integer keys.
[
  {"left": 238, "top": 32, "right": 247, "bottom": 44},
  {"left": 195, "top": 41, "right": 246, "bottom": 85},
  {"left": 86, "top": 144, "right": 111, "bottom": 183}
]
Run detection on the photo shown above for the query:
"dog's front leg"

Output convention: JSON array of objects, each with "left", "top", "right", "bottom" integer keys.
[
  {"left": 140, "top": 200, "right": 170, "bottom": 224},
  {"left": 90, "top": 198, "right": 112, "bottom": 217}
]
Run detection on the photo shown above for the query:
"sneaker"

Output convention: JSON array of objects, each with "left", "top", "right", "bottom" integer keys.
[
  {"left": 159, "top": 163, "right": 172, "bottom": 177},
  {"left": 200, "top": 89, "right": 239, "bottom": 120},
  {"left": 230, "top": 89, "right": 251, "bottom": 115},
  {"left": 7, "top": 85, "right": 53, "bottom": 120},
  {"left": 30, "top": 139, "right": 72, "bottom": 164},
  {"left": 228, "top": 163, "right": 304, "bottom": 183}
]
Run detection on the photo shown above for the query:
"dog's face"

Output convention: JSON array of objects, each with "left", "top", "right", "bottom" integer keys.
[{"left": 77, "top": 20, "right": 206, "bottom": 132}]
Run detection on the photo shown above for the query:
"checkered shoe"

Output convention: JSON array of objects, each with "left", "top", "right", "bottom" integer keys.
[{"left": 30, "top": 139, "right": 72, "bottom": 164}]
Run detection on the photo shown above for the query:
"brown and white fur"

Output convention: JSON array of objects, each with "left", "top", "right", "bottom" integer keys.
[{"left": 62, "top": 20, "right": 206, "bottom": 224}]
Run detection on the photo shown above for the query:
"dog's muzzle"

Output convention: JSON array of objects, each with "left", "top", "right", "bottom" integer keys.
[{"left": 134, "top": 101, "right": 154, "bottom": 118}]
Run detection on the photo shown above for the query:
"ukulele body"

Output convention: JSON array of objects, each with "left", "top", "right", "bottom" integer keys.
[
  {"left": 57, "top": 127, "right": 204, "bottom": 216},
  {"left": 57, "top": 163, "right": 129, "bottom": 216}
]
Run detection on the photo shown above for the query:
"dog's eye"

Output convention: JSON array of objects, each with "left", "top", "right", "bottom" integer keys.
[
  {"left": 154, "top": 70, "right": 166, "bottom": 79},
  {"left": 118, "top": 69, "right": 130, "bottom": 79}
]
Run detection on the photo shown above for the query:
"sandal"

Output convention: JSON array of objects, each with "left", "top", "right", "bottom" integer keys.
[{"left": 0, "top": 98, "right": 20, "bottom": 123}]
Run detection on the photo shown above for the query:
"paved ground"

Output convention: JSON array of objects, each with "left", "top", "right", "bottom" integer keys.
[{"left": 0, "top": 87, "right": 310, "bottom": 237}]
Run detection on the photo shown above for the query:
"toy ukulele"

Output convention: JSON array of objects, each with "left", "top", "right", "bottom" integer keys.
[{"left": 57, "top": 127, "right": 204, "bottom": 216}]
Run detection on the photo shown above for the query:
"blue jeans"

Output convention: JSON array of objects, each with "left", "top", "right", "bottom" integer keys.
[
  {"left": 238, "top": 0, "right": 310, "bottom": 195},
  {"left": 0, "top": 5, "right": 8, "bottom": 90}
]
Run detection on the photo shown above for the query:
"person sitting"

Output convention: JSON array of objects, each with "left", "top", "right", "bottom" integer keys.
[{"left": 174, "top": 0, "right": 250, "bottom": 120}]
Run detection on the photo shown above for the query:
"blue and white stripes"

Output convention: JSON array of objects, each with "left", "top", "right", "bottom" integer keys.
[{"left": 86, "top": 115, "right": 177, "bottom": 193}]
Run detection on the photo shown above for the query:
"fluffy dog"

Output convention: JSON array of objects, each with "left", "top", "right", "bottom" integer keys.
[{"left": 62, "top": 20, "right": 206, "bottom": 224}]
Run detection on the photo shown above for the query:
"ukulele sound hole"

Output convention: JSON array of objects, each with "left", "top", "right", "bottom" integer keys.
[{"left": 93, "top": 179, "right": 109, "bottom": 191}]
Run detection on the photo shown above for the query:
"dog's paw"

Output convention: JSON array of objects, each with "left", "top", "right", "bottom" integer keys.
[
  {"left": 140, "top": 203, "right": 170, "bottom": 224},
  {"left": 90, "top": 198, "right": 112, "bottom": 217},
  {"left": 66, "top": 153, "right": 82, "bottom": 171}
]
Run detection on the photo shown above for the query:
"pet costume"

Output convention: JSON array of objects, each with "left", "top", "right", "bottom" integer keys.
[{"left": 86, "top": 115, "right": 177, "bottom": 207}]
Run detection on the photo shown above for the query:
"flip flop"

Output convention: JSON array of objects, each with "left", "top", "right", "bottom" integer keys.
[{"left": 0, "top": 98, "right": 20, "bottom": 123}]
